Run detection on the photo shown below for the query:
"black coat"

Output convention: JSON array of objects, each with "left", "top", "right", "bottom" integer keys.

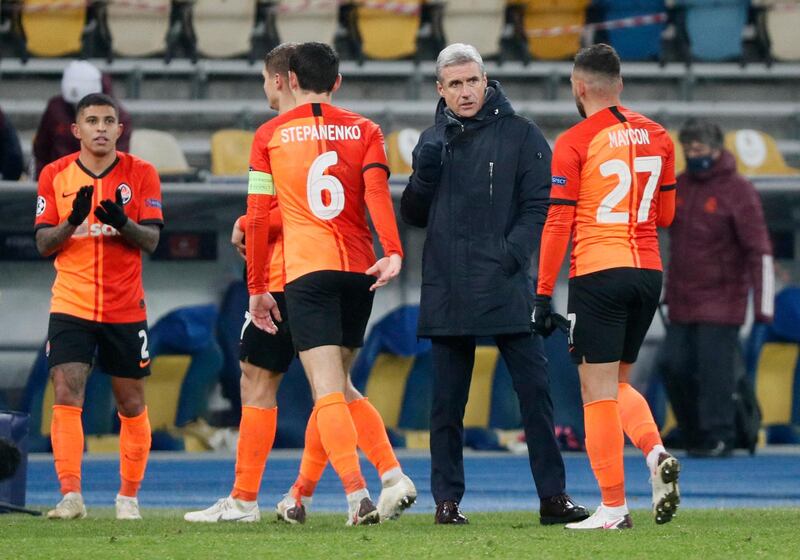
[{"left": 401, "top": 81, "right": 552, "bottom": 337}]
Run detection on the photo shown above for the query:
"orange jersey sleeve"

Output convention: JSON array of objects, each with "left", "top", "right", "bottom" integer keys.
[
  {"left": 362, "top": 125, "right": 402, "bottom": 258},
  {"left": 35, "top": 162, "right": 61, "bottom": 229},
  {"left": 246, "top": 123, "right": 275, "bottom": 295},
  {"left": 135, "top": 162, "right": 164, "bottom": 226}
]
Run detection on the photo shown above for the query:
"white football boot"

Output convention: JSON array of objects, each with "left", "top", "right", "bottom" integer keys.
[
  {"left": 115, "top": 494, "right": 142, "bottom": 520},
  {"left": 275, "top": 493, "right": 311, "bottom": 524},
  {"left": 564, "top": 504, "right": 633, "bottom": 530},
  {"left": 377, "top": 474, "right": 417, "bottom": 520},
  {"left": 345, "top": 489, "right": 380, "bottom": 526},
  {"left": 183, "top": 496, "right": 260, "bottom": 523},
  {"left": 46, "top": 492, "right": 87, "bottom": 520},
  {"left": 651, "top": 452, "right": 681, "bottom": 524}
]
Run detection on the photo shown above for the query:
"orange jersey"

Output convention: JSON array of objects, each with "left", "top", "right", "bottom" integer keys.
[
  {"left": 245, "top": 102, "right": 402, "bottom": 293},
  {"left": 238, "top": 198, "right": 286, "bottom": 291},
  {"left": 35, "top": 152, "right": 164, "bottom": 322},
  {"left": 537, "top": 106, "right": 676, "bottom": 295}
]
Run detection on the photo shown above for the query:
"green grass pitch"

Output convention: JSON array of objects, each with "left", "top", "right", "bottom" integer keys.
[{"left": 2, "top": 509, "right": 799, "bottom": 559}]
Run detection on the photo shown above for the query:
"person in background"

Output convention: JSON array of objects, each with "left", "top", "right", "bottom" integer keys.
[
  {"left": 0, "top": 106, "right": 24, "bottom": 180},
  {"left": 33, "top": 60, "right": 132, "bottom": 178},
  {"left": 662, "top": 118, "right": 774, "bottom": 458}
]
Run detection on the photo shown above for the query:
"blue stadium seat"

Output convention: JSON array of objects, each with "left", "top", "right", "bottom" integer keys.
[
  {"left": 594, "top": 0, "right": 666, "bottom": 61},
  {"left": 681, "top": 0, "right": 748, "bottom": 61},
  {"left": 745, "top": 287, "right": 800, "bottom": 444}
]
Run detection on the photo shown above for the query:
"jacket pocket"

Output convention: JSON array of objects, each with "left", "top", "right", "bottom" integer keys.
[{"left": 499, "top": 238, "right": 519, "bottom": 276}]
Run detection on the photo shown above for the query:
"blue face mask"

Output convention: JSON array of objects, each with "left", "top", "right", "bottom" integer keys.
[{"left": 686, "top": 155, "right": 714, "bottom": 173}]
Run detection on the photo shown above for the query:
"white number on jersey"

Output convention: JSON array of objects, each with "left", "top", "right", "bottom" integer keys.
[
  {"left": 596, "top": 156, "right": 663, "bottom": 224},
  {"left": 307, "top": 151, "right": 345, "bottom": 220}
]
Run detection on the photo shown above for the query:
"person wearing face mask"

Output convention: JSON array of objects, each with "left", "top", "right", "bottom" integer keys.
[
  {"left": 33, "top": 60, "right": 132, "bottom": 179},
  {"left": 662, "top": 117, "right": 774, "bottom": 458}
]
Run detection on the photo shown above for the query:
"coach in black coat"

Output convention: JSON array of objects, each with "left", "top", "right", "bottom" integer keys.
[{"left": 401, "top": 43, "right": 587, "bottom": 526}]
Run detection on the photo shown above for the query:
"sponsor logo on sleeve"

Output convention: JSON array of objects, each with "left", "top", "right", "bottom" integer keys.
[
  {"left": 552, "top": 176, "right": 568, "bottom": 187},
  {"left": 145, "top": 198, "right": 162, "bottom": 209},
  {"left": 36, "top": 196, "right": 46, "bottom": 216}
]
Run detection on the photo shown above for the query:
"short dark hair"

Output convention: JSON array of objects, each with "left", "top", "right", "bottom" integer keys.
[
  {"left": 679, "top": 118, "right": 724, "bottom": 149},
  {"left": 264, "top": 42, "right": 298, "bottom": 76},
  {"left": 289, "top": 42, "right": 339, "bottom": 94},
  {"left": 574, "top": 43, "right": 621, "bottom": 79},
  {"left": 75, "top": 92, "right": 119, "bottom": 119}
]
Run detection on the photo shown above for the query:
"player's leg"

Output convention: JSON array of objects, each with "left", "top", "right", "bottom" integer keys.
[
  {"left": 46, "top": 314, "right": 94, "bottom": 520},
  {"left": 101, "top": 319, "right": 153, "bottom": 520},
  {"left": 286, "top": 271, "right": 377, "bottom": 525},
  {"left": 616, "top": 269, "right": 680, "bottom": 525},
  {"left": 563, "top": 271, "right": 631, "bottom": 530},
  {"left": 187, "top": 297, "right": 291, "bottom": 523}
]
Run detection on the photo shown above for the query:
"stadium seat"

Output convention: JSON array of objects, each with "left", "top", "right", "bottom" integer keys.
[
  {"left": 194, "top": 0, "right": 255, "bottom": 58},
  {"left": 441, "top": 0, "right": 505, "bottom": 57},
  {"left": 681, "top": 0, "right": 748, "bottom": 61},
  {"left": 762, "top": 1, "right": 800, "bottom": 61},
  {"left": 356, "top": 0, "right": 421, "bottom": 60},
  {"left": 129, "top": 129, "right": 193, "bottom": 178},
  {"left": 210, "top": 129, "right": 255, "bottom": 176},
  {"left": 22, "top": 0, "right": 85, "bottom": 57},
  {"left": 724, "top": 129, "right": 800, "bottom": 176},
  {"left": 524, "top": 0, "right": 590, "bottom": 61},
  {"left": 755, "top": 343, "right": 798, "bottom": 428},
  {"left": 107, "top": 0, "right": 170, "bottom": 57},
  {"left": 593, "top": 0, "right": 665, "bottom": 61},
  {"left": 275, "top": 0, "right": 338, "bottom": 44},
  {"left": 385, "top": 128, "right": 419, "bottom": 176}
]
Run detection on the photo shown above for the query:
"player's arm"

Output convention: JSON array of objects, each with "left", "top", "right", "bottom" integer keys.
[
  {"left": 504, "top": 123, "right": 552, "bottom": 275},
  {"left": 117, "top": 222, "right": 160, "bottom": 254},
  {"left": 232, "top": 214, "right": 246, "bottom": 259},
  {"left": 656, "top": 137, "right": 677, "bottom": 227},
  {"left": 363, "top": 127, "right": 404, "bottom": 290},
  {"left": 34, "top": 169, "right": 90, "bottom": 256}
]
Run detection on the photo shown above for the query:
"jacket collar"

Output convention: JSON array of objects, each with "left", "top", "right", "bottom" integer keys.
[{"left": 434, "top": 80, "right": 514, "bottom": 137}]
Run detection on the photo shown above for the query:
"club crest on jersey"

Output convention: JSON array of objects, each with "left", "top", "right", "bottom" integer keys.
[
  {"left": 117, "top": 183, "right": 132, "bottom": 205},
  {"left": 552, "top": 176, "right": 567, "bottom": 186},
  {"left": 36, "top": 195, "right": 46, "bottom": 216}
]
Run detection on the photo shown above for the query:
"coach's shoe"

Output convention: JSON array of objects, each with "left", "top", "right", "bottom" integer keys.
[
  {"left": 377, "top": 474, "right": 417, "bottom": 520},
  {"left": 46, "top": 492, "right": 87, "bottom": 520},
  {"left": 184, "top": 496, "right": 261, "bottom": 523},
  {"left": 434, "top": 500, "right": 469, "bottom": 525},
  {"left": 539, "top": 493, "right": 590, "bottom": 525},
  {"left": 115, "top": 494, "right": 142, "bottom": 520},
  {"left": 275, "top": 493, "right": 310, "bottom": 524},
  {"left": 565, "top": 504, "right": 633, "bottom": 530},
  {"left": 652, "top": 452, "right": 681, "bottom": 525},
  {"left": 346, "top": 493, "right": 380, "bottom": 526}
]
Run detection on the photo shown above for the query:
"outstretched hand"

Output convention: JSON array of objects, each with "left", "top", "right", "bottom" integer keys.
[
  {"left": 249, "top": 293, "right": 282, "bottom": 334},
  {"left": 366, "top": 253, "right": 402, "bottom": 291}
]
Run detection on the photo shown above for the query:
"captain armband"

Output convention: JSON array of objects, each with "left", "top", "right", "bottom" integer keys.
[{"left": 248, "top": 170, "right": 275, "bottom": 195}]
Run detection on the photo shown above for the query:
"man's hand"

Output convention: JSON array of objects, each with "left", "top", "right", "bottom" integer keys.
[
  {"left": 249, "top": 293, "right": 282, "bottom": 334},
  {"left": 531, "top": 294, "right": 570, "bottom": 338},
  {"left": 366, "top": 253, "right": 402, "bottom": 291},
  {"left": 67, "top": 185, "right": 94, "bottom": 226},
  {"left": 94, "top": 188, "right": 128, "bottom": 230},
  {"left": 231, "top": 217, "right": 246, "bottom": 260},
  {"left": 416, "top": 141, "right": 443, "bottom": 184}
]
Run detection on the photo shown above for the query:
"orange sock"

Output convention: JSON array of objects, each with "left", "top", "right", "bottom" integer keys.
[
  {"left": 618, "top": 383, "right": 662, "bottom": 457},
  {"left": 231, "top": 406, "right": 277, "bottom": 502},
  {"left": 348, "top": 397, "right": 400, "bottom": 478},
  {"left": 118, "top": 407, "right": 152, "bottom": 497},
  {"left": 314, "top": 392, "right": 365, "bottom": 494},
  {"left": 51, "top": 405, "right": 84, "bottom": 495},
  {"left": 584, "top": 399, "right": 626, "bottom": 507},
  {"left": 291, "top": 408, "right": 328, "bottom": 500}
]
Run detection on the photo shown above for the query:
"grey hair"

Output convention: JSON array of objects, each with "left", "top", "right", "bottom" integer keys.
[{"left": 435, "top": 43, "right": 484, "bottom": 82}]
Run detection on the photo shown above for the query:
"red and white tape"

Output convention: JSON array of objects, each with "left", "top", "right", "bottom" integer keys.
[
  {"left": 527, "top": 12, "right": 668, "bottom": 38},
  {"left": 278, "top": 0, "right": 419, "bottom": 15},
  {"left": 22, "top": 0, "right": 169, "bottom": 14}
]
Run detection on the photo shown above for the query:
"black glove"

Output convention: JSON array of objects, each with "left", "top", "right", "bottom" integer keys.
[
  {"left": 67, "top": 185, "right": 94, "bottom": 226},
  {"left": 415, "top": 141, "right": 443, "bottom": 184},
  {"left": 531, "top": 294, "right": 570, "bottom": 338},
  {"left": 94, "top": 188, "right": 128, "bottom": 230}
]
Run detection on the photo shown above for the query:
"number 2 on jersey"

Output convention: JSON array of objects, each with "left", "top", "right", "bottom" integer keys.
[
  {"left": 307, "top": 151, "right": 345, "bottom": 220},
  {"left": 596, "top": 156, "right": 662, "bottom": 224}
]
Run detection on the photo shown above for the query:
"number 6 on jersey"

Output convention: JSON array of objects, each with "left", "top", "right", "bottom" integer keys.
[{"left": 307, "top": 151, "right": 345, "bottom": 220}]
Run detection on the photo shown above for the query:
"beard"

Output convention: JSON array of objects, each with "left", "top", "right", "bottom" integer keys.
[{"left": 575, "top": 97, "right": 586, "bottom": 119}]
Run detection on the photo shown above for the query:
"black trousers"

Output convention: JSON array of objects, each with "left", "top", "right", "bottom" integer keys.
[
  {"left": 429, "top": 333, "right": 566, "bottom": 504},
  {"left": 661, "top": 323, "right": 740, "bottom": 447}
]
